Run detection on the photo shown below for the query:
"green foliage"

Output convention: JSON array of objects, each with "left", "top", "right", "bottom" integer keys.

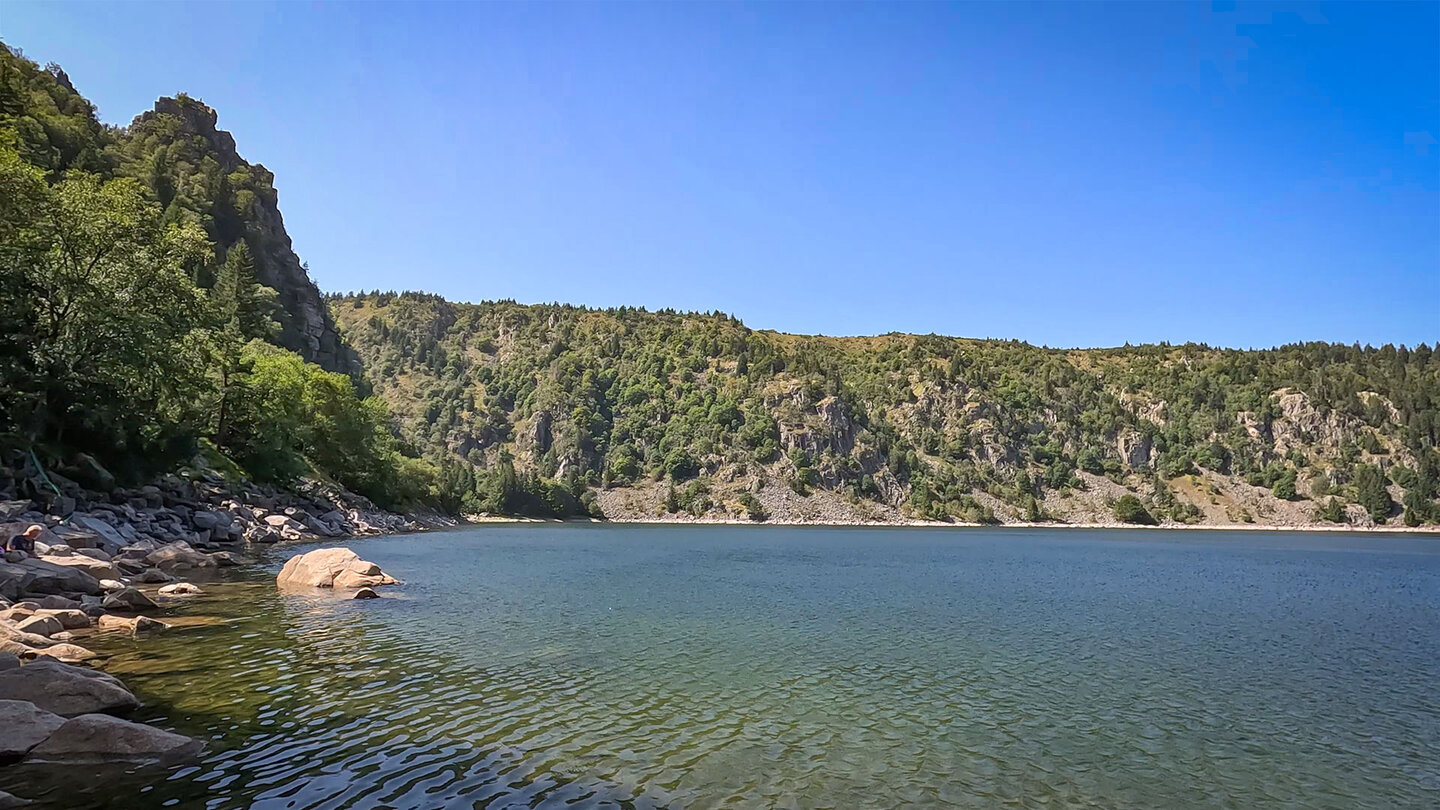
[
  {"left": 1353, "top": 464, "right": 1393, "bottom": 524},
  {"left": 1317, "top": 497, "right": 1347, "bottom": 523},
  {"left": 1113, "top": 494, "right": 1156, "bottom": 525},
  {"left": 0, "top": 48, "right": 432, "bottom": 506},
  {"left": 737, "top": 490, "right": 767, "bottom": 521},
  {"left": 1271, "top": 468, "right": 1298, "bottom": 501}
]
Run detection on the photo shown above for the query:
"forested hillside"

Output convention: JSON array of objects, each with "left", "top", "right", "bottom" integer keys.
[
  {"left": 333, "top": 292, "right": 1440, "bottom": 527},
  {"left": 0, "top": 44, "right": 425, "bottom": 504}
]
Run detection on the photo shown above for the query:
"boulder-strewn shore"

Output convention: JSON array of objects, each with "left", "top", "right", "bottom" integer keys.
[{"left": 0, "top": 462, "right": 435, "bottom": 806}]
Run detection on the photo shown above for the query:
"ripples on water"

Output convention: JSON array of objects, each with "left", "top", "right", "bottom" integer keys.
[{"left": 4, "top": 526, "right": 1437, "bottom": 809}]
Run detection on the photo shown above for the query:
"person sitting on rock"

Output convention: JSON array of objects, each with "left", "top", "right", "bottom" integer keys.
[{"left": 5, "top": 524, "right": 42, "bottom": 556}]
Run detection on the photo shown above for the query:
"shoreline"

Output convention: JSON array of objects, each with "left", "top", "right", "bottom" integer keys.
[{"left": 458, "top": 514, "right": 1440, "bottom": 535}]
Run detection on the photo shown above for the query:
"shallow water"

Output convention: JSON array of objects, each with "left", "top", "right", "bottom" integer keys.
[{"left": 4, "top": 525, "right": 1438, "bottom": 809}]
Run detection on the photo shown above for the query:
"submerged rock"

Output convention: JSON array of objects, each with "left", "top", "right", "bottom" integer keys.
[
  {"left": 352, "top": 587, "right": 379, "bottom": 599},
  {"left": 26, "top": 713, "right": 202, "bottom": 764},
  {"left": 0, "top": 660, "right": 139, "bottom": 717},
  {"left": 97, "top": 615, "right": 167, "bottom": 634},
  {"left": 32, "top": 643, "right": 97, "bottom": 664},
  {"left": 157, "top": 582, "right": 202, "bottom": 596},
  {"left": 0, "top": 699, "right": 66, "bottom": 760},
  {"left": 276, "top": 548, "right": 397, "bottom": 590}
]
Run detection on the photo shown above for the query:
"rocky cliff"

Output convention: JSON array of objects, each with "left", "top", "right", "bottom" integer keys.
[{"left": 122, "top": 97, "right": 357, "bottom": 375}]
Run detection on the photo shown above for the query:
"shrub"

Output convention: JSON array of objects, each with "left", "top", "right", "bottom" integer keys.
[{"left": 1113, "top": 494, "right": 1156, "bottom": 525}]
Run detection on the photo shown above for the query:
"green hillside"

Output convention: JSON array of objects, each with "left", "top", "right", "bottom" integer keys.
[{"left": 332, "top": 292, "right": 1440, "bottom": 527}]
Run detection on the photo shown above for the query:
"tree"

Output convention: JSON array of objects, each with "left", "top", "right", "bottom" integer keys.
[
  {"left": 1353, "top": 464, "right": 1393, "bottom": 524},
  {"left": 1113, "top": 494, "right": 1156, "bottom": 525},
  {"left": 211, "top": 241, "right": 278, "bottom": 340},
  {"left": 1317, "top": 497, "right": 1346, "bottom": 524},
  {"left": 1271, "top": 469, "right": 1297, "bottom": 500},
  {"left": 0, "top": 151, "right": 212, "bottom": 472}
]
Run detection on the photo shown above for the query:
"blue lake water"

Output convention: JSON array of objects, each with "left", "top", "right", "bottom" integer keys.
[{"left": 7, "top": 525, "right": 1438, "bottom": 808}]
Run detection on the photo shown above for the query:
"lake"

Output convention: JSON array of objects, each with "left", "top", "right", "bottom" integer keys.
[{"left": 5, "top": 525, "right": 1438, "bottom": 809}]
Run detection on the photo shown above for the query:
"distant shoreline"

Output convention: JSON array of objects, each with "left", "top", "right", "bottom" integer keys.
[{"left": 460, "top": 514, "right": 1440, "bottom": 535}]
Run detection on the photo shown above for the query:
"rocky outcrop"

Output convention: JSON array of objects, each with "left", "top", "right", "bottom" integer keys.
[
  {"left": 1116, "top": 431, "right": 1155, "bottom": 470},
  {"left": 131, "top": 97, "right": 358, "bottom": 376},
  {"left": 277, "top": 548, "right": 398, "bottom": 590}
]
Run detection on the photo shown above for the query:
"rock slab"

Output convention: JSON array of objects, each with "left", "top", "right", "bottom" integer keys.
[
  {"left": 27, "top": 713, "right": 202, "bottom": 763},
  {"left": 0, "top": 660, "right": 140, "bottom": 717}
]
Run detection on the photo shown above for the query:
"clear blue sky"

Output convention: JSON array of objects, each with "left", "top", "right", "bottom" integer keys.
[{"left": 4, "top": 1, "right": 1436, "bottom": 348}]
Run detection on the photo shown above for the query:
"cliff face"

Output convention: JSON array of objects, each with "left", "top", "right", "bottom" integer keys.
[{"left": 123, "top": 97, "right": 357, "bottom": 375}]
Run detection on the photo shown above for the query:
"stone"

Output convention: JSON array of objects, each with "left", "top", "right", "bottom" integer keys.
[
  {"left": 0, "top": 640, "right": 34, "bottom": 658},
  {"left": 209, "top": 551, "right": 248, "bottom": 567},
  {"left": 145, "top": 541, "right": 216, "bottom": 570},
  {"left": 0, "top": 790, "right": 30, "bottom": 808},
  {"left": 34, "top": 609, "right": 90, "bottom": 630},
  {"left": 27, "top": 713, "right": 202, "bottom": 763},
  {"left": 13, "top": 615, "right": 63, "bottom": 637},
  {"left": 0, "top": 653, "right": 18, "bottom": 671},
  {"left": 98, "top": 579, "right": 125, "bottom": 593},
  {"left": 33, "top": 595, "right": 80, "bottom": 610},
  {"left": 0, "top": 621, "right": 53, "bottom": 649},
  {"left": 157, "top": 582, "right": 202, "bottom": 596},
  {"left": 352, "top": 587, "right": 379, "bottom": 599},
  {"left": 66, "top": 515, "right": 125, "bottom": 552},
  {"left": 0, "top": 659, "right": 139, "bottom": 716},
  {"left": 0, "top": 699, "right": 66, "bottom": 759},
  {"left": 136, "top": 568, "right": 173, "bottom": 584},
  {"left": 0, "top": 501, "right": 33, "bottom": 519},
  {"left": 73, "top": 548, "right": 111, "bottom": 563},
  {"left": 190, "top": 510, "right": 230, "bottom": 532},
  {"left": 32, "top": 643, "right": 96, "bottom": 663},
  {"left": 101, "top": 588, "right": 158, "bottom": 612},
  {"left": 276, "top": 547, "right": 397, "bottom": 590}
]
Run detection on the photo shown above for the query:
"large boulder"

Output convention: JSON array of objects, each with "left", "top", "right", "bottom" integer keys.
[
  {"left": 0, "top": 699, "right": 66, "bottom": 760},
  {"left": 277, "top": 548, "right": 397, "bottom": 590},
  {"left": 0, "top": 660, "right": 139, "bottom": 716},
  {"left": 26, "top": 713, "right": 201, "bottom": 764},
  {"left": 12, "top": 558, "right": 101, "bottom": 596}
]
